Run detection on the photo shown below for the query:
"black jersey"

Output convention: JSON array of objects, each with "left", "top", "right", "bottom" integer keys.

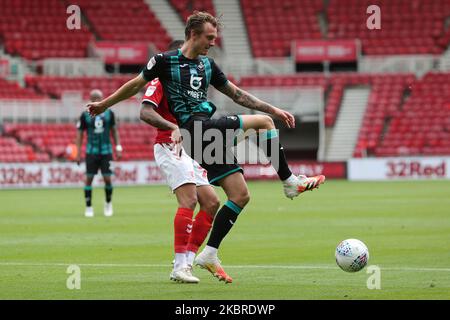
[
  {"left": 140, "top": 49, "right": 228, "bottom": 126},
  {"left": 77, "top": 110, "right": 115, "bottom": 155}
]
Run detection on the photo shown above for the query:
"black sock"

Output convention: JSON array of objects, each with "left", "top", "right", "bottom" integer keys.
[
  {"left": 206, "top": 200, "right": 242, "bottom": 249},
  {"left": 260, "top": 129, "right": 292, "bottom": 181},
  {"left": 105, "top": 184, "right": 113, "bottom": 203},
  {"left": 84, "top": 186, "right": 92, "bottom": 207}
]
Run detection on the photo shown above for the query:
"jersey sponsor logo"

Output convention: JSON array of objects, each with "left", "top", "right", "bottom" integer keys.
[
  {"left": 190, "top": 75, "right": 202, "bottom": 90},
  {"left": 187, "top": 90, "right": 204, "bottom": 99},
  {"left": 147, "top": 56, "right": 156, "bottom": 70},
  {"left": 145, "top": 85, "right": 157, "bottom": 96}
]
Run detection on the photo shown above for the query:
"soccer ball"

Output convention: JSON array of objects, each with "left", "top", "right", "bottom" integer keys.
[{"left": 335, "top": 239, "right": 369, "bottom": 272}]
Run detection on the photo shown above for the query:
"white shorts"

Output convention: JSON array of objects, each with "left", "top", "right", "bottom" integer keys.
[{"left": 154, "top": 143, "right": 210, "bottom": 191}]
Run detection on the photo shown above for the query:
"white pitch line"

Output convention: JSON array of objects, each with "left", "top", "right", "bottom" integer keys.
[{"left": 0, "top": 262, "right": 449, "bottom": 272}]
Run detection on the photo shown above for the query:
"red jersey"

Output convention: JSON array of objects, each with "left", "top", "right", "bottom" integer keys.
[{"left": 142, "top": 78, "right": 177, "bottom": 144}]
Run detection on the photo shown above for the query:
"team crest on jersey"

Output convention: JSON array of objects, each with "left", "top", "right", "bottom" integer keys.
[
  {"left": 145, "top": 86, "right": 156, "bottom": 96},
  {"left": 197, "top": 61, "right": 204, "bottom": 71}
]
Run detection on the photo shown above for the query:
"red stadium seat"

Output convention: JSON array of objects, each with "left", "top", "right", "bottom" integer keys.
[
  {"left": 354, "top": 72, "right": 450, "bottom": 157},
  {"left": 2, "top": 122, "right": 158, "bottom": 162}
]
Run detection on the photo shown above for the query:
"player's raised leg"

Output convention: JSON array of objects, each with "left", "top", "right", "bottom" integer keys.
[
  {"left": 240, "top": 114, "right": 325, "bottom": 199},
  {"left": 195, "top": 172, "right": 250, "bottom": 283}
]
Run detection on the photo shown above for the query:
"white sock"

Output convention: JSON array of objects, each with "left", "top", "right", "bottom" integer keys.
[
  {"left": 174, "top": 253, "right": 187, "bottom": 271},
  {"left": 186, "top": 251, "right": 196, "bottom": 266},
  {"left": 203, "top": 245, "right": 218, "bottom": 257},
  {"left": 283, "top": 174, "right": 297, "bottom": 185}
]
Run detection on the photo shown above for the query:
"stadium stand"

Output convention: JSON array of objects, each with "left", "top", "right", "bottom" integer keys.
[
  {"left": 326, "top": 0, "right": 450, "bottom": 55},
  {"left": 0, "top": 135, "right": 50, "bottom": 163},
  {"left": 2, "top": 123, "right": 157, "bottom": 161},
  {"left": 0, "top": 78, "right": 47, "bottom": 100},
  {"left": 73, "top": 0, "right": 171, "bottom": 50},
  {"left": 168, "top": 0, "right": 222, "bottom": 47},
  {"left": 241, "top": 0, "right": 450, "bottom": 57},
  {"left": 241, "top": 0, "right": 323, "bottom": 57},
  {"left": 373, "top": 72, "right": 450, "bottom": 157},
  {"left": 0, "top": 0, "right": 94, "bottom": 60},
  {"left": 1, "top": 0, "right": 449, "bottom": 163},
  {"left": 3, "top": 123, "right": 77, "bottom": 160},
  {"left": 118, "top": 123, "right": 157, "bottom": 161},
  {"left": 25, "top": 75, "right": 134, "bottom": 100},
  {"left": 169, "top": 0, "right": 217, "bottom": 22},
  {"left": 353, "top": 73, "right": 415, "bottom": 157},
  {"left": 239, "top": 71, "right": 450, "bottom": 157}
]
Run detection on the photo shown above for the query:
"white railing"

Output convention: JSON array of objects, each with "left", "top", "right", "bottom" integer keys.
[
  {"left": 216, "top": 57, "right": 295, "bottom": 80},
  {"left": 0, "top": 54, "right": 27, "bottom": 85},
  {"left": 209, "top": 86, "right": 323, "bottom": 119},
  {"left": 359, "top": 55, "right": 437, "bottom": 77},
  {"left": 437, "top": 50, "right": 450, "bottom": 71},
  {"left": 41, "top": 58, "right": 105, "bottom": 76}
]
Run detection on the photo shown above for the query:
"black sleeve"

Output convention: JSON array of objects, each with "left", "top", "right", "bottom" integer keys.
[
  {"left": 210, "top": 59, "right": 228, "bottom": 88},
  {"left": 110, "top": 111, "right": 116, "bottom": 127},
  {"left": 77, "top": 113, "right": 86, "bottom": 131},
  {"left": 141, "top": 53, "right": 164, "bottom": 82}
]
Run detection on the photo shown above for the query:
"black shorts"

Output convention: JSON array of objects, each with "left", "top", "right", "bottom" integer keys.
[
  {"left": 86, "top": 154, "right": 114, "bottom": 177},
  {"left": 182, "top": 114, "right": 244, "bottom": 186}
]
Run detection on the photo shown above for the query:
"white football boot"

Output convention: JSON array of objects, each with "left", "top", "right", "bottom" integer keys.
[
  {"left": 104, "top": 202, "right": 113, "bottom": 217},
  {"left": 283, "top": 174, "right": 326, "bottom": 199},
  {"left": 84, "top": 207, "right": 94, "bottom": 218},
  {"left": 194, "top": 250, "right": 232, "bottom": 283},
  {"left": 170, "top": 267, "right": 200, "bottom": 283}
]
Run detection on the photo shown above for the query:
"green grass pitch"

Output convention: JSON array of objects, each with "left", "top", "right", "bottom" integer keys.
[{"left": 0, "top": 180, "right": 449, "bottom": 299}]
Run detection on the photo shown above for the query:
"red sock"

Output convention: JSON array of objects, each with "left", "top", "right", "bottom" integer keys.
[
  {"left": 174, "top": 208, "right": 194, "bottom": 253},
  {"left": 187, "top": 210, "right": 214, "bottom": 253}
]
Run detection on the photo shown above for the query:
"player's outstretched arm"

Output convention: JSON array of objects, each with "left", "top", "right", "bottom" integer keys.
[
  {"left": 87, "top": 74, "right": 148, "bottom": 116},
  {"left": 217, "top": 81, "right": 295, "bottom": 128},
  {"left": 140, "top": 103, "right": 178, "bottom": 131}
]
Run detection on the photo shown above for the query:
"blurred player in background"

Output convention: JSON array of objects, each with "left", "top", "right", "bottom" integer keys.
[
  {"left": 76, "top": 89, "right": 122, "bottom": 218},
  {"left": 140, "top": 40, "right": 219, "bottom": 283}
]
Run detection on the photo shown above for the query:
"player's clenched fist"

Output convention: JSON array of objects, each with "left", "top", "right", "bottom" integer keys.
[{"left": 86, "top": 101, "right": 108, "bottom": 117}]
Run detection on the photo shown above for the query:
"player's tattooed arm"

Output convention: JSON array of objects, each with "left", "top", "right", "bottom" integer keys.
[
  {"left": 218, "top": 81, "right": 296, "bottom": 128},
  {"left": 218, "top": 81, "right": 275, "bottom": 114}
]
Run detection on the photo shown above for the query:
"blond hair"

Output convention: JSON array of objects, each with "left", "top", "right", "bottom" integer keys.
[{"left": 185, "top": 11, "right": 221, "bottom": 40}]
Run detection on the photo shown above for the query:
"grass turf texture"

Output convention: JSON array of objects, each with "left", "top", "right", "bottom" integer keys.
[{"left": 0, "top": 180, "right": 449, "bottom": 299}]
